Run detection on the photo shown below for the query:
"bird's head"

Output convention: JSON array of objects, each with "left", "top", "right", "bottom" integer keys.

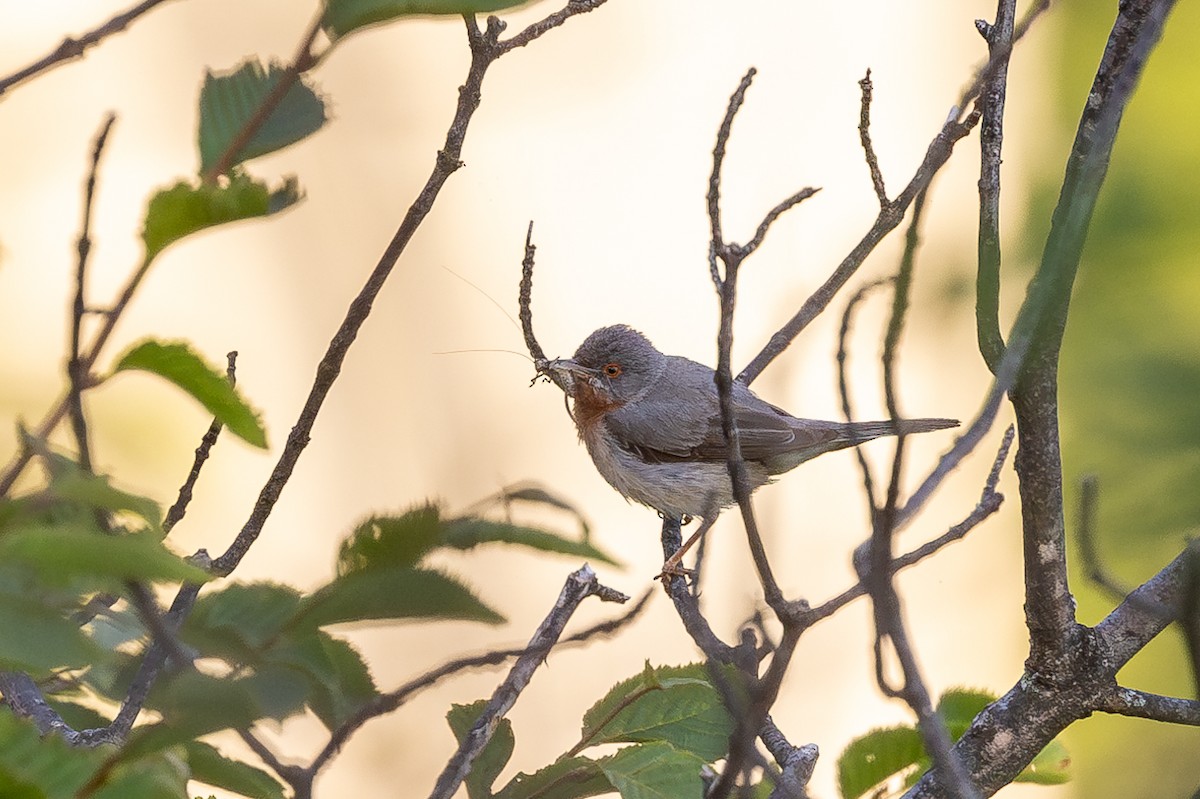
[{"left": 538, "top": 325, "right": 666, "bottom": 407}]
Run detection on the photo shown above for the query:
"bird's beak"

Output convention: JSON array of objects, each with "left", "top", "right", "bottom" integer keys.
[{"left": 535, "top": 357, "right": 595, "bottom": 395}]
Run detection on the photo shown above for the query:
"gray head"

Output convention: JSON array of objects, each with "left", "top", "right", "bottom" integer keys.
[{"left": 567, "top": 325, "right": 666, "bottom": 404}]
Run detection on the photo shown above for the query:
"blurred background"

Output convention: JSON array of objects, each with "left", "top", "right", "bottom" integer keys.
[{"left": 0, "top": 0, "right": 1196, "bottom": 796}]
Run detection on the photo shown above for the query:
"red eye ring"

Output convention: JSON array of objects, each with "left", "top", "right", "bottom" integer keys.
[{"left": 603, "top": 362, "right": 622, "bottom": 378}]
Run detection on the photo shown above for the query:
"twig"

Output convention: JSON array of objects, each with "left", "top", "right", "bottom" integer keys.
[
  {"left": 835, "top": 278, "right": 894, "bottom": 511},
  {"left": 1094, "top": 687, "right": 1200, "bottom": 726},
  {"left": 737, "top": 108, "right": 979, "bottom": 386},
  {"left": 826, "top": 427, "right": 1012, "bottom": 625},
  {"left": 863, "top": 190, "right": 981, "bottom": 799},
  {"left": 659, "top": 517, "right": 743, "bottom": 665},
  {"left": 427, "top": 565, "right": 628, "bottom": 799},
  {"left": 496, "top": 0, "right": 610, "bottom": 53},
  {"left": 517, "top": 221, "right": 548, "bottom": 364},
  {"left": 858, "top": 70, "right": 889, "bottom": 207},
  {"left": 213, "top": 2, "right": 609, "bottom": 576},
  {"left": 975, "top": 0, "right": 1016, "bottom": 373},
  {"left": 761, "top": 719, "right": 817, "bottom": 799},
  {"left": 163, "top": 352, "right": 237, "bottom": 533},
  {"left": 0, "top": 0, "right": 177, "bottom": 99},
  {"left": 706, "top": 68, "right": 818, "bottom": 617},
  {"left": 67, "top": 113, "right": 117, "bottom": 473},
  {"left": 304, "top": 585, "right": 650, "bottom": 783},
  {"left": 1075, "top": 475, "right": 1130, "bottom": 601}
]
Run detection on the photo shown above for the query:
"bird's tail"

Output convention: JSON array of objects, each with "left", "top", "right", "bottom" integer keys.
[{"left": 844, "top": 417, "right": 959, "bottom": 443}]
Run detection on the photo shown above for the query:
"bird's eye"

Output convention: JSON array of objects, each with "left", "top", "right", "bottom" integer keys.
[{"left": 603, "top": 362, "right": 622, "bottom": 378}]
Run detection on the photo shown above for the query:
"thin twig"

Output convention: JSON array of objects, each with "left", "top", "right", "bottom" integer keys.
[
  {"left": 67, "top": 113, "right": 117, "bottom": 473},
  {"left": 835, "top": 278, "right": 894, "bottom": 515},
  {"left": 737, "top": 108, "right": 979, "bottom": 386},
  {"left": 0, "top": 0, "right": 177, "bottom": 99},
  {"left": 428, "top": 565, "right": 627, "bottom": 799},
  {"left": 163, "top": 352, "right": 237, "bottom": 533},
  {"left": 305, "top": 585, "right": 649, "bottom": 782},
  {"left": 975, "top": 0, "right": 1016, "bottom": 373},
  {"left": 706, "top": 67, "right": 757, "bottom": 289},
  {"left": 823, "top": 427, "right": 1013, "bottom": 624},
  {"left": 858, "top": 70, "right": 889, "bottom": 207},
  {"left": 497, "top": 0, "right": 610, "bottom": 53},
  {"left": 1094, "top": 687, "right": 1200, "bottom": 726},
  {"left": 517, "top": 221, "right": 548, "bottom": 364}
]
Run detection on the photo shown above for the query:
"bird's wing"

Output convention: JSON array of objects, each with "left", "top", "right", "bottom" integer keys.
[{"left": 605, "top": 357, "right": 840, "bottom": 463}]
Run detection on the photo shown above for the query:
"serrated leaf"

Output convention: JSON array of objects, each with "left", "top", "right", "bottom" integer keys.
[
  {"left": 0, "top": 711, "right": 97, "bottom": 798},
  {"left": 0, "top": 524, "right": 209, "bottom": 587},
  {"left": 441, "top": 518, "right": 620, "bottom": 566},
  {"left": 198, "top": 60, "right": 327, "bottom": 175},
  {"left": 598, "top": 741, "right": 707, "bottom": 799},
  {"left": 185, "top": 741, "right": 286, "bottom": 799},
  {"left": 45, "top": 470, "right": 163, "bottom": 533},
  {"left": 836, "top": 726, "right": 924, "bottom": 799},
  {"left": 322, "top": 0, "right": 533, "bottom": 39},
  {"left": 185, "top": 582, "right": 303, "bottom": 656},
  {"left": 448, "top": 700, "right": 514, "bottom": 799},
  {"left": 336, "top": 505, "right": 443, "bottom": 575},
  {"left": 270, "top": 632, "right": 377, "bottom": 730},
  {"left": 579, "top": 663, "right": 735, "bottom": 761},
  {"left": 494, "top": 755, "right": 611, "bottom": 799},
  {"left": 112, "top": 339, "right": 268, "bottom": 449},
  {"left": 1018, "top": 738, "right": 1071, "bottom": 784},
  {"left": 0, "top": 591, "right": 101, "bottom": 674},
  {"left": 296, "top": 566, "right": 504, "bottom": 628},
  {"left": 142, "top": 172, "right": 301, "bottom": 263}
]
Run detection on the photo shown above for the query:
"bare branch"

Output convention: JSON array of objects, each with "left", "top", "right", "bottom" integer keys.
[
  {"left": 497, "top": 0, "right": 610, "bottom": 53},
  {"left": 858, "top": 70, "right": 889, "bottom": 207},
  {"left": 737, "top": 109, "right": 979, "bottom": 386},
  {"left": 517, "top": 221, "right": 548, "bottom": 364},
  {"left": 163, "top": 352, "right": 236, "bottom": 533},
  {"left": 1095, "top": 687, "right": 1200, "bottom": 726},
  {"left": 0, "top": 0, "right": 177, "bottom": 99},
  {"left": 67, "top": 113, "right": 117, "bottom": 473},
  {"left": 707, "top": 67, "right": 757, "bottom": 288},
  {"left": 975, "top": 0, "right": 1017, "bottom": 373},
  {"left": 428, "top": 565, "right": 628, "bottom": 799}
]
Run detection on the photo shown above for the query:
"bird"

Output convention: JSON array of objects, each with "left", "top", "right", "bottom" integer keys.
[{"left": 537, "top": 324, "right": 957, "bottom": 575}]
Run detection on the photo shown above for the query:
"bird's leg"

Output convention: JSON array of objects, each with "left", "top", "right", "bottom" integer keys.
[{"left": 659, "top": 516, "right": 715, "bottom": 583}]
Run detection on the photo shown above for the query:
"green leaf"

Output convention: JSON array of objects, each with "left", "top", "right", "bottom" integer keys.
[
  {"left": 836, "top": 726, "right": 925, "bottom": 799},
  {"left": 270, "top": 632, "right": 377, "bottom": 730},
  {"left": 0, "top": 711, "right": 96, "bottom": 799},
  {"left": 598, "top": 741, "right": 708, "bottom": 799},
  {"left": 494, "top": 755, "right": 611, "bottom": 799},
  {"left": 185, "top": 582, "right": 302, "bottom": 656},
  {"left": 336, "top": 505, "right": 444, "bottom": 575},
  {"left": 198, "top": 60, "right": 328, "bottom": 175},
  {"left": 0, "top": 525, "right": 210, "bottom": 586},
  {"left": 142, "top": 172, "right": 301, "bottom": 263},
  {"left": 0, "top": 590, "right": 101, "bottom": 674},
  {"left": 441, "top": 518, "right": 620, "bottom": 566},
  {"left": 448, "top": 701, "right": 515, "bottom": 799},
  {"left": 185, "top": 741, "right": 286, "bottom": 799},
  {"left": 934, "top": 688, "right": 996, "bottom": 740},
  {"left": 1019, "top": 738, "right": 1071, "bottom": 785},
  {"left": 322, "top": 0, "right": 533, "bottom": 39},
  {"left": 44, "top": 470, "right": 163, "bottom": 533},
  {"left": 112, "top": 339, "right": 268, "bottom": 449},
  {"left": 579, "top": 663, "right": 735, "bottom": 761},
  {"left": 296, "top": 566, "right": 505, "bottom": 628}
]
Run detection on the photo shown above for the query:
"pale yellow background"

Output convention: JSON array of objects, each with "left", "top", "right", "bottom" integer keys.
[{"left": 0, "top": 1, "right": 1063, "bottom": 796}]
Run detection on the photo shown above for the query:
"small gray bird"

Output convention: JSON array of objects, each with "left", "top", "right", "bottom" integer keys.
[{"left": 539, "top": 325, "right": 956, "bottom": 572}]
